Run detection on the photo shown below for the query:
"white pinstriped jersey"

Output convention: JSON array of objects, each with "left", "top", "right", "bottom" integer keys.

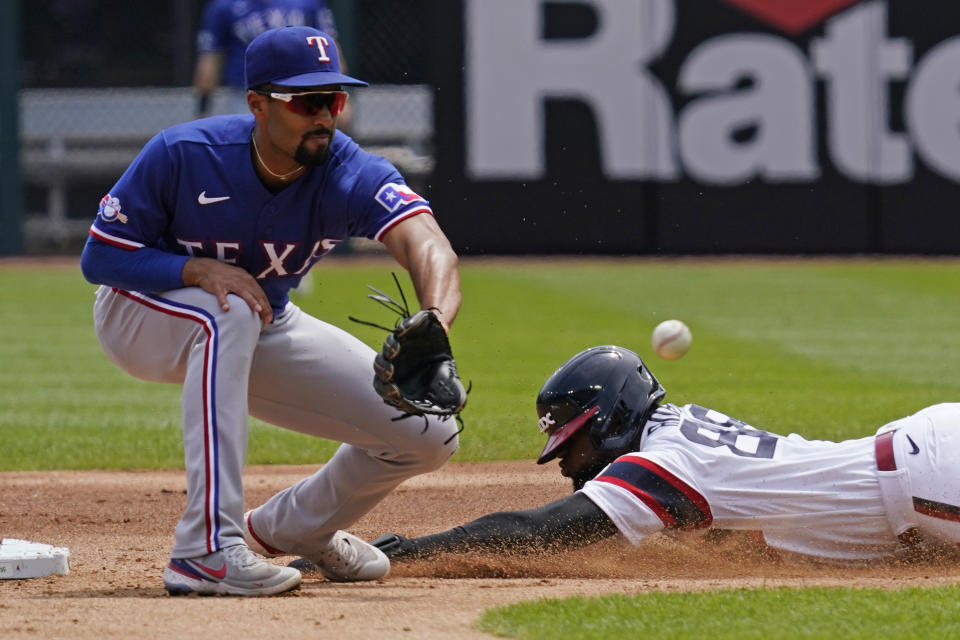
[{"left": 580, "top": 403, "right": 906, "bottom": 560}]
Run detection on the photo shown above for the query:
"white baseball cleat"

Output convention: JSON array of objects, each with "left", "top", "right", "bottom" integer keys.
[
  {"left": 163, "top": 544, "right": 301, "bottom": 596},
  {"left": 307, "top": 531, "right": 391, "bottom": 582},
  {"left": 244, "top": 509, "right": 389, "bottom": 581}
]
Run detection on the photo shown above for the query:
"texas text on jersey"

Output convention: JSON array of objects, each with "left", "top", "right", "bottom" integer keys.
[{"left": 87, "top": 117, "right": 429, "bottom": 314}]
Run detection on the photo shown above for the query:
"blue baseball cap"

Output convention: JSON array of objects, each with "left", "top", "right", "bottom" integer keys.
[{"left": 245, "top": 26, "right": 368, "bottom": 89}]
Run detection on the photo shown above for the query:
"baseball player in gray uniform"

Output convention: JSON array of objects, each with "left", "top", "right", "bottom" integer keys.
[
  {"left": 80, "top": 26, "right": 462, "bottom": 595},
  {"left": 374, "top": 346, "right": 960, "bottom": 564}
]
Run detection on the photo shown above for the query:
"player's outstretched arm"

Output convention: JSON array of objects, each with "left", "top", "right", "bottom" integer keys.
[
  {"left": 381, "top": 214, "right": 461, "bottom": 332},
  {"left": 371, "top": 493, "right": 618, "bottom": 559}
]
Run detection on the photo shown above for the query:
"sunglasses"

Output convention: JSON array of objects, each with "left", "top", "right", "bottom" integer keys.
[{"left": 258, "top": 90, "right": 348, "bottom": 117}]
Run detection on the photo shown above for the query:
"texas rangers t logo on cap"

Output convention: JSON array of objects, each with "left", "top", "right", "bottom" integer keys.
[
  {"left": 306, "top": 36, "right": 332, "bottom": 63},
  {"left": 244, "top": 26, "right": 368, "bottom": 89}
]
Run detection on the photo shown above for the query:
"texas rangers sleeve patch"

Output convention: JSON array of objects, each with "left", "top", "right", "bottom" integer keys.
[
  {"left": 595, "top": 455, "right": 713, "bottom": 529},
  {"left": 374, "top": 183, "right": 426, "bottom": 213}
]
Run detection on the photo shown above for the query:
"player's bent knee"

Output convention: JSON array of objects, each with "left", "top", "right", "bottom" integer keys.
[
  {"left": 218, "top": 294, "right": 262, "bottom": 323},
  {"left": 214, "top": 295, "right": 264, "bottom": 338},
  {"left": 375, "top": 415, "right": 459, "bottom": 468},
  {"left": 408, "top": 418, "right": 460, "bottom": 470}
]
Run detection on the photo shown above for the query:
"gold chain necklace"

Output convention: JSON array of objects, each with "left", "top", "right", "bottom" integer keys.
[{"left": 251, "top": 133, "right": 304, "bottom": 180}]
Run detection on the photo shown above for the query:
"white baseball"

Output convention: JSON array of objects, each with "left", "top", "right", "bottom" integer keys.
[{"left": 651, "top": 319, "right": 692, "bottom": 360}]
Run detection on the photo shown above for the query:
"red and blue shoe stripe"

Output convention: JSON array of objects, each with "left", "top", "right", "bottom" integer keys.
[{"left": 166, "top": 557, "right": 227, "bottom": 584}]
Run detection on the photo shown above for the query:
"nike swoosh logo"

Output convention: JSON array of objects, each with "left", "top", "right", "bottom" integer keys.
[
  {"left": 192, "top": 561, "right": 227, "bottom": 579},
  {"left": 198, "top": 191, "right": 231, "bottom": 205},
  {"left": 906, "top": 434, "right": 920, "bottom": 455}
]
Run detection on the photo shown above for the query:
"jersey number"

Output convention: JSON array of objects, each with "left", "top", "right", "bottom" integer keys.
[{"left": 679, "top": 405, "right": 779, "bottom": 459}]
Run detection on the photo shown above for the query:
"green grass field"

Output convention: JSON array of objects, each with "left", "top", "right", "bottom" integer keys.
[
  {"left": 477, "top": 584, "right": 960, "bottom": 639},
  {"left": 3, "top": 257, "right": 960, "bottom": 639},
  {"left": 3, "top": 257, "right": 958, "bottom": 470}
]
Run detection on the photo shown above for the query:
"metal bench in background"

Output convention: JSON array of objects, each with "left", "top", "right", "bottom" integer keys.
[{"left": 19, "top": 85, "right": 433, "bottom": 249}]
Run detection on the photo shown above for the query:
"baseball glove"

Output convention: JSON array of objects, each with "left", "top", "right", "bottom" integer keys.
[{"left": 350, "top": 274, "right": 468, "bottom": 437}]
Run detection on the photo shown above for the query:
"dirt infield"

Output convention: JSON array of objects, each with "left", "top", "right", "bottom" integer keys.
[{"left": 3, "top": 463, "right": 960, "bottom": 639}]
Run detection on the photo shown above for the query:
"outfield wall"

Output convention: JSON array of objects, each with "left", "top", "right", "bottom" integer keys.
[
  {"left": 17, "top": 0, "right": 960, "bottom": 255},
  {"left": 429, "top": 0, "right": 960, "bottom": 255}
]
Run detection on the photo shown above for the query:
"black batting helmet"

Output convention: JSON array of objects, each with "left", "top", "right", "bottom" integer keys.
[{"left": 536, "top": 345, "right": 666, "bottom": 464}]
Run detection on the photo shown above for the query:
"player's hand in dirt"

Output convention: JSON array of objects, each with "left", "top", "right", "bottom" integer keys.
[{"left": 182, "top": 257, "right": 273, "bottom": 324}]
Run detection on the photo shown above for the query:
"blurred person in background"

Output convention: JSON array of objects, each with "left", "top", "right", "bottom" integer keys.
[{"left": 193, "top": 0, "right": 352, "bottom": 129}]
